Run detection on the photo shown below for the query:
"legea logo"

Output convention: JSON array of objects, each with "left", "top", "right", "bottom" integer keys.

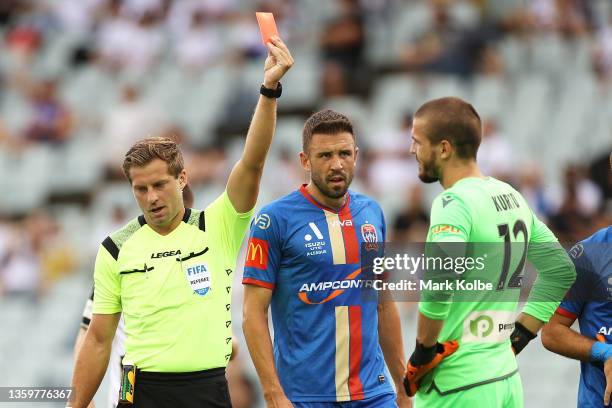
[{"left": 469, "top": 315, "right": 494, "bottom": 337}]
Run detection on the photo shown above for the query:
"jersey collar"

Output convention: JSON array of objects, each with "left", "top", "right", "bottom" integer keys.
[
  {"left": 137, "top": 208, "right": 192, "bottom": 226},
  {"left": 298, "top": 184, "right": 351, "bottom": 214}
]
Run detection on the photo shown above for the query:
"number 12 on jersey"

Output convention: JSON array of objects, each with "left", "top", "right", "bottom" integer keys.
[{"left": 496, "top": 220, "right": 528, "bottom": 291}]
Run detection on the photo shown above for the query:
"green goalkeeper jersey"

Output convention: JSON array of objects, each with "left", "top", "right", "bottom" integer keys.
[{"left": 418, "top": 177, "right": 575, "bottom": 394}]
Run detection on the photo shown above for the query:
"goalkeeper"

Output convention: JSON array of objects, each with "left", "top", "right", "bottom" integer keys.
[{"left": 404, "top": 97, "right": 576, "bottom": 407}]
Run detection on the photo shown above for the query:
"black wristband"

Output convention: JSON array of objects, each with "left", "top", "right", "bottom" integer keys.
[
  {"left": 410, "top": 341, "right": 439, "bottom": 366},
  {"left": 260, "top": 82, "right": 282, "bottom": 98},
  {"left": 510, "top": 321, "right": 537, "bottom": 355}
]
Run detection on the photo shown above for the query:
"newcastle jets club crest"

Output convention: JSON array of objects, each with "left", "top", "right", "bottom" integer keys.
[{"left": 361, "top": 223, "right": 379, "bottom": 251}]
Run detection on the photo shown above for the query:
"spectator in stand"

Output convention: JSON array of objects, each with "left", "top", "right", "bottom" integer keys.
[
  {"left": 366, "top": 112, "right": 418, "bottom": 195},
  {"left": 174, "top": 9, "right": 220, "bottom": 73},
  {"left": 550, "top": 164, "right": 603, "bottom": 242},
  {"left": 517, "top": 162, "right": 558, "bottom": 223},
  {"left": 96, "top": 0, "right": 163, "bottom": 74},
  {"left": 320, "top": 0, "right": 367, "bottom": 96},
  {"left": 592, "top": 13, "right": 612, "bottom": 82},
  {"left": 401, "top": 0, "right": 495, "bottom": 78},
  {"left": 23, "top": 79, "right": 73, "bottom": 145},
  {"left": 392, "top": 184, "right": 429, "bottom": 243},
  {"left": 50, "top": 0, "right": 104, "bottom": 35},
  {"left": 477, "top": 118, "right": 513, "bottom": 183},
  {"left": 589, "top": 150, "right": 612, "bottom": 201},
  {"left": 0, "top": 212, "right": 75, "bottom": 302},
  {"left": 526, "top": 0, "right": 591, "bottom": 37},
  {"left": 102, "top": 82, "right": 166, "bottom": 178}
]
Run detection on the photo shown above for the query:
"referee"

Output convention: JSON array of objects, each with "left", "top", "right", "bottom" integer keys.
[{"left": 70, "top": 36, "right": 293, "bottom": 408}]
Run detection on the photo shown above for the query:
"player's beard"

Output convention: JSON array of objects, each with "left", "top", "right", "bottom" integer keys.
[
  {"left": 417, "top": 151, "right": 440, "bottom": 183},
  {"left": 312, "top": 170, "right": 353, "bottom": 200}
]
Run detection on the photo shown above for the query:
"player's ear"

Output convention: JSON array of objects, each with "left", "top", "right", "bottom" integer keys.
[
  {"left": 177, "top": 169, "right": 187, "bottom": 190},
  {"left": 439, "top": 140, "right": 452, "bottom": 160},
  {"left": 299, "top": 151, "right": 311, "bottom": 172}
]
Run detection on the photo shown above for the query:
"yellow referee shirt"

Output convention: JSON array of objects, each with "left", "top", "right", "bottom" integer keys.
[{"left": 93, "top": 191, "right": 253, "bottom": 372}]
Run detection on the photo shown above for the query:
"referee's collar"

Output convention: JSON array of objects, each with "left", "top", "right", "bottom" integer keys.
[{"left": 137, "top": 208, "right": 192, "bottom": 226}]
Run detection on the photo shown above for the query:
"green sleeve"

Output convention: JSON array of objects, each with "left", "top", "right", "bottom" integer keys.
[
  {"left": 419, "top": 193, "right": 471, "bottom": 320},
  {"left": 205, "top": 191, "right": 254, "bottom": 260},
  {"left": 522, "top": 215, "right": 576, "bottom": 322},
  {"left": 92, "top": 245, "right": 122, "bottom": 314},
  {"left": 426, "top": 192, "right": 471, "bottom": 243}
]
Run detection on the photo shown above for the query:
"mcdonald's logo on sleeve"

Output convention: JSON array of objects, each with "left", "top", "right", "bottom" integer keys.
[{"left": 245, "top": 238, "right": 269, "bottom": 270}]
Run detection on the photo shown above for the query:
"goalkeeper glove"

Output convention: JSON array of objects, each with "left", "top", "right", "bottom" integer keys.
[
  {"left": 403, "top": 340, "right": 459, "bottom": 397},
  {"left": 510, "top": 322, "right": 536, "bottom": 355}
]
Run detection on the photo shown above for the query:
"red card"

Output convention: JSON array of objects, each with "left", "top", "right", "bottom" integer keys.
[{"left": 256, "top": 12, "right": 279, "bottom": 45}]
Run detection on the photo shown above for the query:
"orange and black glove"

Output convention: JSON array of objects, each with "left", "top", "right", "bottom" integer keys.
[
  {"left": 403, "top": 340, "right": 459, "bottom": 397},
  {"left": 510, "top": 322, "right": 537, "bottom": 355}
]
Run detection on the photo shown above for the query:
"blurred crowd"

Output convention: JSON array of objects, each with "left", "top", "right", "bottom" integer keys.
[
  {"left": 0, "top": 0, "right": 612, "bottom": 407},
  {"left": 0, "top": 0, "right": 609, "bottom": 297},
  {"left": 0, "top": 0, "right": 610, "bottom": 406}
]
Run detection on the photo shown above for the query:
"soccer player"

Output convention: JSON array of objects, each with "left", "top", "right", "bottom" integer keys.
[
  {"left": 69, "top": 37, "right": 293, "bottom": 408},
  {"left": 403, "top": 97, "right": 576, "bottom": 407},
  {"left": 242, "top": 110, "right": 410, "bottom": 407},
  {"left": 541, "top": 153, "right": 612, "bottom": 407}
]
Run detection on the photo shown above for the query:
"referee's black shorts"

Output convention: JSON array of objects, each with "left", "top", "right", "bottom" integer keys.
[{"left": 117, "top": 367, "right": 232, "bottom": 408}]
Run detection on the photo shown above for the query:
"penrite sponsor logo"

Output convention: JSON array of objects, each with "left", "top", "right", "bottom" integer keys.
[
  {"left": 151, "top": 250, "right": 182, "bottom": 259},
  {"left": 298, "top": 268, "right": 374, "bottom": 304},
  {"left": 463, "top": 311, "right": 515, "bottom": 343},
  {"left": 469, "top": 315, "right": 494, "bottom": 337}
]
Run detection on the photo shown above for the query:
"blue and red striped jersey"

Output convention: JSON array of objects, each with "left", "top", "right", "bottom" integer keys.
[
  {"left": 242, "top": 185, "right": 394, "bottom": 403},
  {"left": 557, "top": 226, "right": 612, "bottom": 408}
]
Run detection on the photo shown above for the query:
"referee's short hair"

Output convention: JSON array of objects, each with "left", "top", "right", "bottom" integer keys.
[
  {"left": 414, "top": 97, "right": 482, "bottom": 160},
  {"left": 302, "top": 109, "right": 355, "bottom": 152},
  {"left": 123, "top": 136, "right": 185, "bottom": 182}
]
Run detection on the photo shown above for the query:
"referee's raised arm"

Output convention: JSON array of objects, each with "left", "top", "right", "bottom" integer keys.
[{"left": 226, "top": 36, "right": 293, "bottom": 213}]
